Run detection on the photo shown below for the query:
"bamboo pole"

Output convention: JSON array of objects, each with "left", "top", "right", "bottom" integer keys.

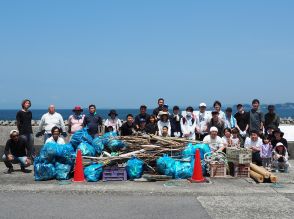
[
  {"left": 250, "top": 163, "right": 270, "bottom": 179},
  {"left": 270, "top": 174, "right": 278, "bottom": 183},
  {"left": 250, "top": 170, "right": 264, "bottom": 183}
]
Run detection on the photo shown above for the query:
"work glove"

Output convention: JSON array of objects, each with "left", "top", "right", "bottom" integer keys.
[
  {"left": 35, "top": 132, "right": 43, "bottom": 137},
  {"left": 61, "top": 132, "right": 68, "bottom": 137}
]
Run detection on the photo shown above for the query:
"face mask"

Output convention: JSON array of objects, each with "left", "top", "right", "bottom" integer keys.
[{"left": 186, "top": 112, "right": 192, "bottom": 117}]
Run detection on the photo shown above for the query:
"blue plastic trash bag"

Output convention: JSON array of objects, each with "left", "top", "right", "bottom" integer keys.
[
  {"left": 77, "top": 142, "right": 96, "bottom": 156},
  {"left": 126, "top": 157, "right": 144, "bottom": 179},
  {"left": 156, "top": 154, "right": 175, "bottom": 177},
  {"left": 39, "top": 142, "right": 58, "bottom": 163},
  {"left": 174, "top": 161, "right": 193, "bottom": 179},
  {"left": 107, "top": 139, "right": 126, "bottom": 152},
  {"left": 56, "top": 143, "right": 74, "bottom": 158},
  {"left": 55, "top": 162, "right": 72, "bottom": 180},
  {"left": 92, "top": 137, "right": 104, "bottom": 154},
  {"left": 101, "top": 131, "right": 118, "bottom": 145},
  {"left": 84, "top": 163, "right": 103, "bottom": 182},
  {"left": 34, "top": 157, "right": 56, "bottom": 181},
  {"left": 70, "top": 128, "right": 93, "bottom": 148},
  {"left": 182, "top": 143, "right": 211, "bottom": 160}
]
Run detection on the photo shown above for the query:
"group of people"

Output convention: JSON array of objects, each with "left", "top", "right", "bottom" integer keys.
[{"left": 2, "top": 98, "right": 290, "bottom": 173}]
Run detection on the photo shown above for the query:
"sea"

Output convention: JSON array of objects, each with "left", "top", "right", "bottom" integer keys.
[{"left": 0, "top": 107, "right": 293, "bottom": 120}]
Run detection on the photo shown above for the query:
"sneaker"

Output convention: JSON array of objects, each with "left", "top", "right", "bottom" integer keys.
[
  {"left": 5, "top": 167, "right": 14, "bottom": 174},
  {"left": 21, "top": 167, "right": 31, "bottom": 173}
]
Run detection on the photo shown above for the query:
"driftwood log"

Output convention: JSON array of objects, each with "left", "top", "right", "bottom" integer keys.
[{"left": 250, "top": 170, "right": 264, "bottom": 183}]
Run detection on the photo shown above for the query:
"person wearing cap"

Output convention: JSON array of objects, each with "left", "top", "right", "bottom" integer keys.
[
  {"left": 83, "top": 104, "right": 103, "bottom": 138},
  {"left": 136, "top": 118, "right": 147, "bottom": 134},
  {"left": 272, "top": 142, "right": 289, "bottom": 172},
  {"left": 244, "top": 130, "right": 263, "bottom": 166},
  {"left": 104, "top": 109, "right": 122, "bottom": 133},
  {"left": 271, "top": 128, "right": 288, "bottom": 149},
  {"left": 234, "top": 104, "right": 249, "bottom": 139},
  {"left": 157, "top": 111, "right": 171, "bottom": 137},
  {"left": 36, "top": 105, "right": 67, "bottom": 143},
  {"left": 169, "top": 106, "right": 182, "bottom": 137},
  {"left": 134, "top": 105, "right": 150, "bottom": 129},
  {"left": 203, "top": 127, "right": 224, "bottom": 152},
  {"left": 68, "top": 106, "right": 85, "bottom": 135},
  {"left": 213, "top": 100, "right": 226, "bottom": 121},
  {"left": 2, "top": 130, "right": 32, "bottom": 174},
  {"left": 16, "top": 99, "right": 35, "bottom": 158},
  {"left": 264, "top": 105, "right": 280, "bottom": 132},
  {"left": 180, "top": 106, "right": 197, "bottom": 140},
  {"left": 208, "top": 111, "right": 225, "bottom": 137},
  {"left": 224, "top": 107, "right": 240, "bottom": 130},
  {"left": 153, "top": 98, "right": 165, "bottom": 117},
  {"left": 249, "top": 99, "right": 264, "bottom": 135},
  {"left": 195, "top": 103, "right": 211, "bottom": 141}
]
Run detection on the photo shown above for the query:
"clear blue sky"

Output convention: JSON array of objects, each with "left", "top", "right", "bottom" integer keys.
[{"left": 0, "top": 0, "right": 293, "bottom": 109}]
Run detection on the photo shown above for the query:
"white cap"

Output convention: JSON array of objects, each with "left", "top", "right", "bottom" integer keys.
[
  {"left": 276, "top": 142, "right": 284, "bottom": 147},
  {"left": 10, "top": 130, "right": 19, "bottom": 135},
  {"left": 199, "top": 103, "right": 207, "bottom": 107},
  {"left": 210, "top": 126, "right": 218, "bottom": 132}
]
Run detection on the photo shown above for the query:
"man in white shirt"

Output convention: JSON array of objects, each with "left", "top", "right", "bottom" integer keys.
[
  {"left": 203, "top": 127, "right": 224, "bottom": 152},
  {"left": 244, "top": 130, "right": 262, "bottom": 165},
  {"left": 195, "top": 102, "right": 211, "bottom": 141},
  {"left": 36, "top": 105, "right": 66, "bottom": 143}
]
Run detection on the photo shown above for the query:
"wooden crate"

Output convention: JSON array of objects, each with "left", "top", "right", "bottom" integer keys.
[
  {"left": 234, "top": 163, "right": 250, "bottom": 177},
  {"left": 227, "top": 148, "right": 252, "bottom": 164},
  {"left": 210, "top": 163, "right": 226, "bottom": 177}
]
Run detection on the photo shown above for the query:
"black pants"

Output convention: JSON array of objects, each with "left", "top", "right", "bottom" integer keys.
[
  {"left": 252, "top": 151, "right": 262, "bottom": 166},
  {"left": 196, "top": 133, "right": 208, "bottom": 141}
]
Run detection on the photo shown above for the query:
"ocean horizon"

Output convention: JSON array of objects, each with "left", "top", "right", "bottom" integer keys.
[{"left": 0, "top": 106, "right": 294, "bottom": 120}]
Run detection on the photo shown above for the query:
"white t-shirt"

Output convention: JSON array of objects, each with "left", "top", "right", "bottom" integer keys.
[
  {"left": 39, "top": 112, "right": 66, "bottom": 134},
  {"left": 203, "top": 135, "right": 224, "bottom": 151},
  {"left": 104, "top": 118, "right": 122, "bottom": 132},
  {"left": 194, "top": 111, "right": 211, "bottom": 134},
  {"left": 244, "top": 137, "right": 262, "bottom": 149},
  {"left": 45, "top": 136, "right": 65, "bottom": 144}
]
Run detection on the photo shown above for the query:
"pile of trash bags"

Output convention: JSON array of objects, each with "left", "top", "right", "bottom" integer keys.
[
  {"left": 156, "top": 143, "right": 211, "bottom": 179},
  {"left": 34, "top": 142, "right": 75, "bottom": 181}
]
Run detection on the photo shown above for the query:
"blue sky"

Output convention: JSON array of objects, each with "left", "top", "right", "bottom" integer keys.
[{"left": 0, "top": 0, "right": 293, "bottom": 109}]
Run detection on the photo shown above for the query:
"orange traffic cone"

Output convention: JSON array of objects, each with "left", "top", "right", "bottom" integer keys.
[
  {"left": 72, "top": 149, "right": 85, "bottom": 182},
  {"left": 189, "top": 149, "right": 207, "bottom": 183}
]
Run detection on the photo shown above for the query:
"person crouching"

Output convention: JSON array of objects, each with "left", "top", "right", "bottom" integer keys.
[
  {"left": 45, "top": 126, "right": 65, "bottom": 144},
  {"left": 272, "top": 142, "right": 289, "bottom": 173},
  {"left": 2, "top": 130, "right": 32, "bottom": 174}
]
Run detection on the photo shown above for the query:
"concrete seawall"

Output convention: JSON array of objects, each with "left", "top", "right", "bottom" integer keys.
[{"left": 1, "top": 126, "right": 293, "bottom": 160}]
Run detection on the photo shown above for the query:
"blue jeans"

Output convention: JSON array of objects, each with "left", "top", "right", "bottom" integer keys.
[
  {"left": 20, "top": 134, "right": 35, "bottom": 157},
  {"left": 2, "top": 155, "right": 29, "bottom": 168}
]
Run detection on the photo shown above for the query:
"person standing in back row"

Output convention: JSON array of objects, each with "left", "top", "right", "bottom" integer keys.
[
  {"left": 234, "top": 104, "right": 249, "bottom": 139},
  {"left": 36, "top": 105, "right": 67, "bottom": 143},
  {"left": 264, "top": 105, "right": 280, "bottom": 133},
  {"left": 16, "top": 99, "right": 35, "bottom": 158},
  {"left": 249, "top": 99, "right": 264, "bottom": 136},
  {"left": 153, "top": 98, "right": 165, "bottom": 118},
  {"left": 83, "top": 104, "right": 103, "bottom": 138}
]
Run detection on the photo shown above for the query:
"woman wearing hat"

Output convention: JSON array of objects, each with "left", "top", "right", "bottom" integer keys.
[
  {"left": 68, "top": 106, "right": 85, "bottom": 135},
  {"left": 272, "top": 142, "right": 289, "bottom": 172},
  {"left": 271, "top": 128, "right": 288, "bottom": 149},
  {"left": 104, "top": 109, "right": 122, "bottom": 133}
]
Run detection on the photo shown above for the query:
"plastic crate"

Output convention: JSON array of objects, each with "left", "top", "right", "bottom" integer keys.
[
  {"left": 226, "top": 148, "right": 252, "bottom": 164},
  {"left": 234, "top": 163, "right": 250, "bottom": 177},
  {"left": 210, "top": 163, "right": 226, "bottom": 178},
  {"left": 102, "top": 166, "right": 127, "bottom": 181}
]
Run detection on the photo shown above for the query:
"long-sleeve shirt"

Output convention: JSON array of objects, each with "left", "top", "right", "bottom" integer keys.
[
  {"left": 157, "top": 120, "right": 171, "bottom": 137},
  {"left": 38, "top": 112, "right": 66, "bottom": 134},
  {"left": 104, "top": 118, "right": 122, "bottom": 132},
  {"left": 180, "top": 116, "right": 197, "bottom": 140},
  {"left": 4, "top": 138, "right": 31, "bottom": 157}
]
